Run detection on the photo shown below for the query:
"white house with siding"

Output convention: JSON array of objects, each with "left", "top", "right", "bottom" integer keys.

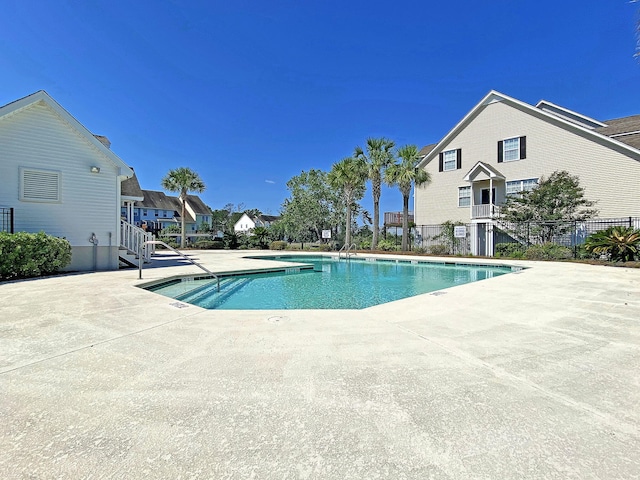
[
  {"left": 234, "top": 213, "right": 280, "bottom": 234},
  {"left": 414, "top": 90, "right": 640, "bottom": 255},
  {"left": 0, "top": 90, "right": 151, "bottom": 271}
]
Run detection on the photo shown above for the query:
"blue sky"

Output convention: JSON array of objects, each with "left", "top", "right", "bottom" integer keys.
[{"left": 1, "top": 1, "right": 639, "bottom": 218}]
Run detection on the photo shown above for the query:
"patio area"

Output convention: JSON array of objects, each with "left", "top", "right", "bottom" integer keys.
[{"left": 1, "top": 251, "right": 639, "bottom": 479}]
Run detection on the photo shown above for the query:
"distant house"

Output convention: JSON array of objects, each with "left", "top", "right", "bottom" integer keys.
[
  {"left": 414, "top": 90, "right": 640, "bottom": 255},
  {"left": 234, "top": 213, "right": 280, "bottom": 234},
  {"left": 0, "top": 90, "right": 147, "bottom": 271},
  {"left": 119, "top": 178, "right": 212, "bottom": 243}
]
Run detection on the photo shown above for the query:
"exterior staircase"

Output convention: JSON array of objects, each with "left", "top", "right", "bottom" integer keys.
[{"left": 119, "top": 219, "right": 154, "bottom": 268}]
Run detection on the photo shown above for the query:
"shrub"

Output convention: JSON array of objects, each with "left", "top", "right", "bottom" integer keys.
[
  {"left": 495, "top": 242, "right": 526, "bottom": 258},
  {"left": 269, "top": 241, "right": 287, "bottom": 250},
  {"left": 428, "top": 244, "right": 449, "bottom": 256},
  {"left": 0, "top": 232, "right": 72, "bottom": 280},
  {"left": 195, "top": 240, "right": 224, "bottom": 250},
  {"left": 584, "top": 226, "right": 640, "bottom": 262},
  {"left": 524, "top": 243, "right": 572, "bottom": 261},
  {"left": 376, "top": 239, "right": 397, "bottom": 251},
  {"left": 157, "top": 238, "right": 180, "bottom": 249}
]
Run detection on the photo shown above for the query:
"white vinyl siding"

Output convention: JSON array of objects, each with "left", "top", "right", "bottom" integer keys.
[
  {"left": 20, "top": 167, "right": 62, "bottom": 202},
  {"left": 458, "top": 186, "right": 471, "bottom": 207},
  {"left": 414, "top": 99, "right": 640, "bottom": 224},
  {"left": 443, "top": 150, "right": 457, "bottom": 171},
  {"left": 506, "top": 178, "right": 538, "bottom": 195}
]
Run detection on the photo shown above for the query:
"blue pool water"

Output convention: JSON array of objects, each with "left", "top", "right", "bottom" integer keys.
[{"left": 144, "top": 255, "right": 515, "bottom": 310}]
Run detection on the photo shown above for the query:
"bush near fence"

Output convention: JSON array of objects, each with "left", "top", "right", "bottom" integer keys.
[{"left": 0, "top": 232, "right": 72, "bottom": 280}]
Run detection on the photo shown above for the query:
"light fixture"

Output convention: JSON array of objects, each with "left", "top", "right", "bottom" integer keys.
[{"left": 90, "top": 166, "right": 100, "bottom": 173}]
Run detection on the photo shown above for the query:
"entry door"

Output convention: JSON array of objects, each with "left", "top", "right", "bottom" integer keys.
[{"left": 481, "top": 188, "right": 496, "bottom": 205}]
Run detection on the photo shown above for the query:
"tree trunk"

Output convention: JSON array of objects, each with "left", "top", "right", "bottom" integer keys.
[
  {"left": 372, "top": 178, "right": 381, "bottom": 250},
  {"left": 345, "top": 193, "right": 352, "bottom": 247},
  {"left": 180, "top": 192, "right": 186, "bottom": 248},
  {"left": 402, "top": 194, "right": 410, "bottom": 251}
]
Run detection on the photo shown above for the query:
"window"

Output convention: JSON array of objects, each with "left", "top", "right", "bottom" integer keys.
[
  {"left": 20, "top": 168, "right": 62, "bottom": 203},
  {"left": 142, "top": 209, "right": 148, "bottom": 216},
  {"left": 458, "top": 186, "right": 471, "bottom": 207},
  {"left": 154, "top": 210, "right": 159, "bottom": 217},
  {"left": 439, "top": 149, "right": 462, "bottom": 172},
  {"left": 498, "top": 136, "right": 526, "bottom": 162},
  {"left": 506, "top": 178, "right": 538, "bottom": 195}
]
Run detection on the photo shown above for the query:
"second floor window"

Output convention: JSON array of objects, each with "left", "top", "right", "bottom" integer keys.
[
  {"left": 439, "top": 149, "right": 461, "bottom": 172},
  {"left": 498, "top": 136, "right": 526, "bottom": 163}
]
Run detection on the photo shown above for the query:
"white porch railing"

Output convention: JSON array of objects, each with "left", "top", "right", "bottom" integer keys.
[
  {"left": 120, "top": 219, "right": 154, "bottom": 261},
  {"left": 472, "top": 204, "right": 501, "bottom": 219}
]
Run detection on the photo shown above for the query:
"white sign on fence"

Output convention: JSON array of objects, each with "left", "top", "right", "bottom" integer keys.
[
  {"left": 322, "top": 229, "right": 332, "bottom": 239},
  {"left": 454, "top": 226, "right": 467, "bottom": 238}
]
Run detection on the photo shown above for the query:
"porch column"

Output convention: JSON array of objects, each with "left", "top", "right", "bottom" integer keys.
[
  {"left": 127, "top": 202, "right": 134, "bottom": 224},
  {"left": 489, "top": 177, "right": 494, "bottom": 217}
]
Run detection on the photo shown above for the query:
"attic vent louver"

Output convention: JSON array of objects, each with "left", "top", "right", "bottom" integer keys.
[{"left": 20, "top": 168, "right": 61, "bottom": 202}]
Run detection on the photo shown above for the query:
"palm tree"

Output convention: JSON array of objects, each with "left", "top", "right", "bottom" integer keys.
[
  {"left": 354, "top": 137, "right": 395, "bottom": 250},
  {"left": 385, "top": 145, "right": 431, "bottom": 251},
  {"left": 161, "top": 167, "right": 206, "bottom": 248},
  {"left": 328, "top": 157, "right": 367, "bottom": 247}
]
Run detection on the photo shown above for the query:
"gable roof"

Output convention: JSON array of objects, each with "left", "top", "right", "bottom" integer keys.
[
  {"left": 0, "top": 90, "right": 133, "bottom": 178},
  {"left": 256, "top": 214, "right": 280, "bottom": 223},
  {"left": 596, "top": 115, "right": 640, "bottom": 150},
  {"left": 138, "top": 190, "right": 180, "bottom": 212},
  {"left": 137, "top": 190, "right": 210, "bottom": 221},
  {"left": 417, "top": 90, "right": 640, "bottom": 169},
  {"left": 185, "top": 194, "right": 211, "bottom": 215},
  {"left": 463, "top": 162, "right": 505, "bottom": 182},
  {"left": 121, "top": 171, "right": 144, "bottom": 200}
]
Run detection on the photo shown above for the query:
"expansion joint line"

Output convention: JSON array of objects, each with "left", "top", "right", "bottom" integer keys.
[{"left": 0, "top": 311, "right": 202, "bottom": 375}]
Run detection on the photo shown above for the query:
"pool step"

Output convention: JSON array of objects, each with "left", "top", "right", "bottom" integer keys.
[
  {"left": 176, "top": 276, "right": 251, "bottom": 306},
  {"left": 196, "top": 277, "right": 254, "bottom": 309}
]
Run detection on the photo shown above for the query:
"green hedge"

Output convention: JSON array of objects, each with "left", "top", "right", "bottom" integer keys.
[
  {"left": 194, "top": 240, "right": 224, "bottom": 250},
  {"left": 0, "top": 232, "right": 72, "bottom": 280},
  {"left": 495, "top": 242, "right": 525, "bottom": 258},
  {"left": 524, "top": 243, "right": 572, "bottom": 261},
  {"left": 269, "top": 241, "right": 287, "bottom": 250}
]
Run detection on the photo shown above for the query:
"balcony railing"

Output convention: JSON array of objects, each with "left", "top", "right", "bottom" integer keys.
[
  {"left": 384, "top": 211, "right": 414, "bottom": 226},
  {"left": 472, "top": 204, "right": 501, "bottom": 219}
]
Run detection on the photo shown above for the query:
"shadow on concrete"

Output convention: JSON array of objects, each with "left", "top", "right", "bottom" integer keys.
[{"left": 138, "top": 251, "right": 204, "bottom": 269}]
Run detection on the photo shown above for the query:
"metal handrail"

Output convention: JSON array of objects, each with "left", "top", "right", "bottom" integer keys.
[
  {"left": 138, "top": 240, "right": 219, "bottom": 291},
  {"left": 338, "top": 242, "right": 357, "bottom": 260}
]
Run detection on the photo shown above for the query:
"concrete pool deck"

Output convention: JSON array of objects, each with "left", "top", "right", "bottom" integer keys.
[{"left": 1, "top": 250, "right": 639, "bottom": 479}]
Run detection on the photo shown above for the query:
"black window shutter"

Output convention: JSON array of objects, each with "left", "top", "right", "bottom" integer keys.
[
  {"left": 439, "top": 153, "right": 443, "bottom": 172},
  {"left": 497, "top": 141, "right": 504, "bottom": 163},
  {"left": 456, "top": 149, "right": 462, "bottom": 170},
  {"left": 520, "top": 136, "right": 526, "bottom": 159}
]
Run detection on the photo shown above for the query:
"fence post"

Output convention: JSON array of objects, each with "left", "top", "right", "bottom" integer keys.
[
  {"left": 630, "top": 217, "right": 633, "bottom": 228},
  {"left": 573, "top": 220, "right": 577, "bottom": 259},
  {"left": 10, "top": 207, "right": 14, "bottom": 233}
]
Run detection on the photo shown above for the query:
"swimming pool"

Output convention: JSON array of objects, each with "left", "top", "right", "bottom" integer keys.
[{"left": 142, "top": 255, "right": 516, "bottom": 310}]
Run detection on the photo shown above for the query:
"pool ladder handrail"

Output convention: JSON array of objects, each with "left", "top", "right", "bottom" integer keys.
[
  {"left": 338, "top": 242, "right": 357, "bottom": 260},
  {"left": 138, "top": 240, "right": 220, "bottom": 291}
]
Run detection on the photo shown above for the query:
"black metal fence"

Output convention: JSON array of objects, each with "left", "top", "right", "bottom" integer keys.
[
  {"left": 1, "top": 207, "right": 14, "bottom": 233},
  {"left": 413, "top": 217, "right": 640, "bottom": 257},
  {"left": 413, "top": 223, "right": 474, "bottom": 256},
  {"left": 495, "top": 217, "right": 640, "bottom": 250}
]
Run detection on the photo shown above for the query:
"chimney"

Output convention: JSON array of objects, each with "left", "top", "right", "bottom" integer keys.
[{"left": 94, "top": 135, "right": 111, "bottom": 149}]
